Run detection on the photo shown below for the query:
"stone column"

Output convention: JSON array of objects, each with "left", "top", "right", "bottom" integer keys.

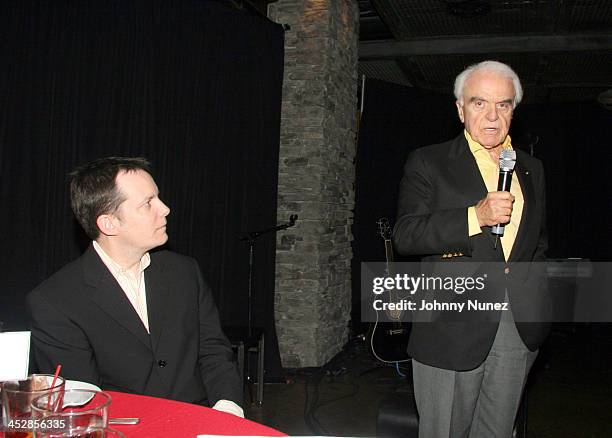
[{"left": 268, "top": 0, "right": 359, "bottom": 367}]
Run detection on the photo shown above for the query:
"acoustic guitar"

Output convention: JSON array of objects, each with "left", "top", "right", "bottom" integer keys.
[{"left": 368, "top": 218, "right": 411, "bottom": 363}]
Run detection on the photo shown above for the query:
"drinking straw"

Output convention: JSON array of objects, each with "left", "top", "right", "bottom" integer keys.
[{"left": 47, "top": 364, "right": 62, "bottom": 410}]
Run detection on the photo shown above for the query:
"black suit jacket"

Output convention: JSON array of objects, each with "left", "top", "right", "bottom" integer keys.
[
  {"left": 393, "top": 133, "right": 549, "bottom": 370},
  {"left": 26, "top": 245, "right": 242, "bottom": 406}
]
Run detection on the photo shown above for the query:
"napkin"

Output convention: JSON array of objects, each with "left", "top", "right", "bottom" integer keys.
[{"left": 0, "top": 331, "right": 31, "bottom": 381}]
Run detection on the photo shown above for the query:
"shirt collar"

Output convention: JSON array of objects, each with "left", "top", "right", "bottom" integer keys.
[
  {"left": 464, "top": 129, "right": 513, "bottom": 158},
  {"left": 92, "top": 241, "right": 151, "bottom": 276}
]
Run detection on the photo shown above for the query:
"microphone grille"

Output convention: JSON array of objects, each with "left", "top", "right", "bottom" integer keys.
[{"left": 499, "top": 149, "right": 517, "bottom": 171}]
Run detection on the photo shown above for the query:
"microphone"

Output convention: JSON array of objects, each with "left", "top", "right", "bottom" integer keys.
[{"left": 491, "top": 149, "right": 516, "bottom": 237}]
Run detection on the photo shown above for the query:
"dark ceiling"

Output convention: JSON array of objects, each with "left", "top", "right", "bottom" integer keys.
[
  {"left": 358, "top": 0, "right": 612, "bottom": 104},
  {"left": 246, "top": 0, "right": 611, "bottom": 104}
]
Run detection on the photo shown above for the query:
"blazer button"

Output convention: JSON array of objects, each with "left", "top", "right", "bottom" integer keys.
[{"left": 158, "top": 360, "right": 167, "bottom": 368}]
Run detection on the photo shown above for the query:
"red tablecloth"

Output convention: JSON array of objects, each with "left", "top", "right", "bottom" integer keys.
[{"left": 106, "top": 391, "right": 285, "bottom": 437}]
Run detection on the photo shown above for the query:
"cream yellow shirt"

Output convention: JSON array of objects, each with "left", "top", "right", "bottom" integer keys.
[
  {"left": 465, "top": 130, "right": 523, "bottom": 261},
  {"left": 93, "top": 241, "right": 151, "bottom": 332}
]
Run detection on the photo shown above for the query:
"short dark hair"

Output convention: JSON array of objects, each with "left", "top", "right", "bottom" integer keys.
[{"left": 70, "top": 157, "right": 151, "bottom": 240}]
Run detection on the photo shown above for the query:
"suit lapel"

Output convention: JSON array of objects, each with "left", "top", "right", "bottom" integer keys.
[
  {"left": 447, "top": 135, "right": 502, "bottom": 251},
  {"left": 508, "top": 160, "right": 535, "bottom": 262},
  {"left": 82, "top": 246, "right": 151, "bottom": 349},
  {"left": 447, "top": 134, "right": 488, "bottom": 204},
  {"left": 145, "top": 255, "right": 171, "bottom": 354}
]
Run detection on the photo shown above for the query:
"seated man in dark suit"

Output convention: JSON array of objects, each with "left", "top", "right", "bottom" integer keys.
[{"left": 27, "top": 157, "right": 243, "bottom": 416}]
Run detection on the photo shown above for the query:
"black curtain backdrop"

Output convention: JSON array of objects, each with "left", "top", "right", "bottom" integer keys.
[
  {"left": 511, "top": 102, "right": 612, "bottom": 261},
  {"left": 351, "top": 79, "right": 461, "bottom": 331},
  {"left": 0, "top": 0, "right": 285, "bottom": 381},
  {"left": 352, "top": 78, "right": 612, "bottom": 332}
]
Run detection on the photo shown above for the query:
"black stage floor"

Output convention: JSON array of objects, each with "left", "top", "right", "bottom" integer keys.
[{"left": 247, "top": 324, "right": 612, "bottom": 437}]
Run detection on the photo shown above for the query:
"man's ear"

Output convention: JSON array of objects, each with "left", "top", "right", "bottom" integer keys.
[
  {"left": 456, "top": 101, "right": 465, "bottom": 123},
  {"left": 96, "top": 214, "right": 119, "bottom": 237}
]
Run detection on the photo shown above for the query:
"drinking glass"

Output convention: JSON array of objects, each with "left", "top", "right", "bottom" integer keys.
[
  {"left": 30, "top": 390, "right": 111, "bottom": 438},
  {"left": 31, "top": 426, "right": 124, "bottom": 438},
  {"left": 1, "top": 374, "right": 66, "bottom": 438}
]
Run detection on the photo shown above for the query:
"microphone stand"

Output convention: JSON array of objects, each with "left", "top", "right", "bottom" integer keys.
[{"left": 239, "top": 214, "right": 298, "bottom": 336}]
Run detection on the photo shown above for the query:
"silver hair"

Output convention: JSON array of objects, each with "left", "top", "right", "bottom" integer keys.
[{"left": 454, "top": 60, "right": 523, "bottom": 108}]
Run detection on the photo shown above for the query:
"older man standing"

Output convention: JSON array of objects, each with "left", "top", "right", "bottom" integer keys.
[{"left": 393, "top": 61, "right": 548, "bottom": 437}]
